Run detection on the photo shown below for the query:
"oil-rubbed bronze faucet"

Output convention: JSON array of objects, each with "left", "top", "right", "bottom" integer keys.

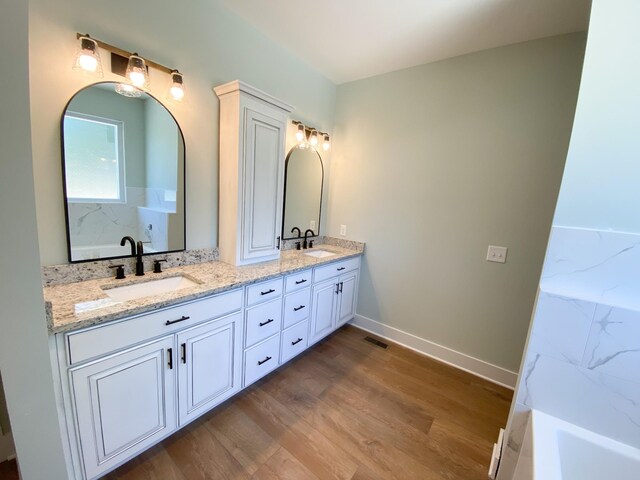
[
  {"left": 303, "top": 229, "right": 315, "bottom": 249},
  {"left": 120, "top": 236, "right": 145, "bottom": 276}
]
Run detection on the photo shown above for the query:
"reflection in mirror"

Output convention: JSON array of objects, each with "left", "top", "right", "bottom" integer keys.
[
  {"left": 282, "top": 146, "right": 324, "bottom": 240},
  {"left": 61, "top": 82, "right": 185, "bottom": 262}
]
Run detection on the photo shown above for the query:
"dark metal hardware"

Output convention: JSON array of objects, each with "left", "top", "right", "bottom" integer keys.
[
  {"left": 167, "top": 348, "right": 173, "bottom": 369},
  {"left": 303, "top": 229, "right": 315, "bottom": 249},
  {"left": 181, "top": 343, "right": 186, "bottom": 364},
  {"left": 291, "top": 338, "right": 303, "bottom": 346},
  {"left": 165, "top": 315, "right": 190, "bottom": 326},
  {"left": 259, "top": 318, "right": 274, "bottom": 327},
  {"left": 120, "top": 236, "right": 145, "bottom": 276},
  {"left": 335, "top": 283, "right": 340, "bottom": 294},
  {"left": 296, "top": 241, "right": 301, "bottom": 250},
  {"left": 309, "top": 240, "right": 314, "bottom": 248},
  {"left": 293, "top": 305, "right": 305, "bottom": 312},
  {"left": 109, "top": 264, "right": 125, "bottom": 279},
  {"left": 257, "top": 356, "right": 272, "bottom": 366},
  {"left": 291, "top": 227, "right": 301, "bottom": 238},
  {"left": 337, "top": 267, "right": 346, "bottom": 271},
  {"left": 339, "top": 282, "right": 343, "bottom": 293},
  {"left": 153, "top": 259, "right": 167, "bottom": 273},
  {"left": 276, "top": 236, "right": 281, "bottom": 250},
  {"left": 295, "top": 278, "right": 307, "bottom": 285},
  {"left": 261, "top": 288, "right": 276, "bottom": 296}
]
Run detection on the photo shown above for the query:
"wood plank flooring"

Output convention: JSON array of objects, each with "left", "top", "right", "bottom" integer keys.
[{"left": 1, "top": 325, "right": 513, "bottom": 480}]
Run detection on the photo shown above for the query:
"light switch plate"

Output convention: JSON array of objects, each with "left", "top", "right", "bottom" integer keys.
[
  {"left": 340, "top": 224, "right": 347, "bottom": 236},
  {"left": 487, "top": 245, "right": 508, "bottom": 263}
]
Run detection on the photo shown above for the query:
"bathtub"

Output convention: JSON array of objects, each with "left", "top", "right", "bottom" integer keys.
[
  {"left": 513, "top": 410, "right": 640, "bottom": 480},
  {"left": 71, "top": 244, "right": 157, "bottom": 261}
]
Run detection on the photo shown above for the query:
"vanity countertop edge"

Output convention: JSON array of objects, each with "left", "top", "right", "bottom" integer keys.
[{"left": 45, "top": 245, "right": 363, "bottom": 335}]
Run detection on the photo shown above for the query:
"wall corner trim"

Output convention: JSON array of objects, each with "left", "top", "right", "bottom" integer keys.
[{"left": 350, "top": 315, "right": 517, "bottom": 389}]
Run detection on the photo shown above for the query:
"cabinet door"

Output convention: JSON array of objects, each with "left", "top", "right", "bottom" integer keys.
[
  {"left": 177, "top": 312, "right": 242, "bottom": 426},
  {"left": 70, "top": 336, "right": 176, "bottom": 480},
  {"left": 337, "top": 271, "right": 359, "bottom": 327},
  {"left": 241, "top": 104, "right": 286, "bottom": 262},
  {"left": 309, "top": 278, "right": 338, "bottom": 345}
]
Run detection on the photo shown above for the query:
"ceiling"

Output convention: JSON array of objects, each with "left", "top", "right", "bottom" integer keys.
[{"left": 218, "top": 0, "right": 591, "bottom": 84}]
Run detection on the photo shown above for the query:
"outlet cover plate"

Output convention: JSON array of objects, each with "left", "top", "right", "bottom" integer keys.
[
  {"left": 487, "top": 245, "right": 508, "bottom": 263},
  {"left": 340, "top": 224, "right": 347, "bottom": 236}
]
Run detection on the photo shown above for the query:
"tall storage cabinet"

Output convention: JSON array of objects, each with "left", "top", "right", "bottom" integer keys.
[{"left": 214, "top": 81, "right": 293, "bottom": 266}]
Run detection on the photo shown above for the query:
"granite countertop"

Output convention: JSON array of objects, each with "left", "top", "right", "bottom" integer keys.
[{"left": 45, "top": 245, "right": 363, "bottom": 335}]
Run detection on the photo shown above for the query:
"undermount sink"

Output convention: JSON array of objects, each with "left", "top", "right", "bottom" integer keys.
[
  {"left": 102, "top": 275, "right": 199, "bottom": 302},
  {"left": 304, "top": 249, "right": 336, "bottom": 258}
]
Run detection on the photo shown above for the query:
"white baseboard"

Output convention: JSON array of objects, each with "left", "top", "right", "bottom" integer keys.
[
  {"left": 350, "top": 315, "right": 517, "bottom": 389},
  {"left": 0, "top": 431, "right": 15, "bottom": 463}
]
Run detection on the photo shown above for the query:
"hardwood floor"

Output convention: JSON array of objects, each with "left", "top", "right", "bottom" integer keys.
[
  {"left": 1, "top": 325, "right": 513, "bottom": 480},
  {"left": 0, "top": 459, "right": 19, "bottom": 480}
]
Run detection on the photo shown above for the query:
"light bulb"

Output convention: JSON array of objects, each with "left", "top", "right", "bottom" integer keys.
[
  {"left": 323, "top": 134, "right": 331, "bottom": 151},
  {"left": 168, "top": 71, "right": 185, "bottom": 101},
  {"left": 309, "top": 130, "right": 318, "bottom": 147},
  {"left": 125, "top": 54, "right": 149, "bottom": 89},
  {"left": 73, "top": 35, "right": 103, "bottom": 77},
  {"left": 295, "top": 123, "right": 305, "bottom": 142},
  {"left": 115, "top": 82, "right": 142, "bottom": 98}
]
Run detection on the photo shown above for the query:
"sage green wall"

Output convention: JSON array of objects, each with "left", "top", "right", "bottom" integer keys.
[
  {"left": 0, "top": 0, "right": 70, "bottom": 477},
  {"left": 145, "top": 98, "right": 179, "bottom": 191},
  {"left": 328, "top": 33, "right": 586, "bottom": 371},
  {"left": 28, "top": 0, "right": 336, "bottom": 265},
  {"left": 553, "top": 0, "right": 640, "bottom": 233}
]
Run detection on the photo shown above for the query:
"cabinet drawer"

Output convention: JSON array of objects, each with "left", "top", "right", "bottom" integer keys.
[
  {"left": 280, "top": 320, "right": 309, "bottom": 364},
  {"left": 283, "top": 287, "right": 311, "bottom": 329},
  {"left": 246, "top": 278, "right": 283, "bottom": 306},
  {"left": 284, "top": 269, "right": 312, "bottom": 293},
  {"left": 313, "top": 257, "right": 360, "bottom": 284},
  {"left": 245, "top": 298, "right": 282, "bottom": 348},
  {"left": 244, "top": 334, "right": 280, "bottom": 386},
  {"left": 66, "top": 289, "right": 243, "bottom": 366}
]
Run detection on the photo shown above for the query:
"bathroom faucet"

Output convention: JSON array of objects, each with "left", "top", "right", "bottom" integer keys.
[
  {"left": 303, "top": 229, "right": 315, "bottom": 249},
  {"left": 120, "top": 236, "right": 145, "bottom": 276},
  {"left": 291, "top": 227, "right": 301, "bottom": 238}
]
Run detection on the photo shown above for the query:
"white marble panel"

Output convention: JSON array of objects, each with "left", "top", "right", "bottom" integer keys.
[
  {"left": 528, "top": 292, "right": 596, "bottom": 365},
  {"left": 522, "top": 354, "right": 640, "bottom": 449},
  {"left": 582, "top": 304, "right": 640, "bottom": 384}
]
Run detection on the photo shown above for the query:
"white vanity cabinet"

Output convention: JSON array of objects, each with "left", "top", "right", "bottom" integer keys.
[
  {"left": 70, "top": 336, "right": 177, "bottom": 480},
  {"left": 214, "top": 81, "right": 293, "bottom": 266}
]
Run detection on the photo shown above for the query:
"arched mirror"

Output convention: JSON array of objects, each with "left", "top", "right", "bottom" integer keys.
[
  {"left": 61, "top": 82, "right": 185, "bottom": 262},
  {"left": 282, "top": 146, "right": 324, "bottom": 240}
]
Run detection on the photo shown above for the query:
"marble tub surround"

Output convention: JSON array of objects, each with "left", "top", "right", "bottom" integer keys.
[
  {"left": 44, "top": 244, "right": 363, "bottom": 334},
  {"left": 42, "top": 248, "right": 219, "bottom": 287}
]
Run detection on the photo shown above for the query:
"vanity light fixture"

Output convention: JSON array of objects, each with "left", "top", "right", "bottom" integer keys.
[
  {"left": 72, "top": 33, "right": 186, "bottom": 100},
  {"left": 72, "top": 35, "right": 103, "bottom": 77},
  {"left": 322, "top": 133, "right": 331, "bottom": 151},
  {"left": 168, "top": 70, "right": 185, "bottom": 101},
  {"left": 309, "top": 130, "right": 319, "bottom": 147},
  {"left": 295, "top": 122, "right": 306, "bottom": 142}
]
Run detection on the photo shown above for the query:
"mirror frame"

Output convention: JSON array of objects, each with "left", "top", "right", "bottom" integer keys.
[
  {"left": 60, "top": 81, "right": 187, "bottom": 263},
  {"left": 281, "top": 146, "right": 324, "bottom": 241}
]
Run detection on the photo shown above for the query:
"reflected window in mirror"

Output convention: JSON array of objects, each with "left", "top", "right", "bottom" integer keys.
[
  {"left": 61, "top": 82, "right": 186, "bottom": 262},
  {"left": 282, "top": 146, "right": 324, "bottom": 240}
]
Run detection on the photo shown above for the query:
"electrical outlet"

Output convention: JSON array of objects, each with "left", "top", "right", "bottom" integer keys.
[
  {"left": 310, "top": 220, "right": 316, "bottom": 231},
  {"left": 340, "top": 224, "right": 347, "bottom": 236},
  {"left": 487, "top": 245, "right": 508, "bottom": 263}
]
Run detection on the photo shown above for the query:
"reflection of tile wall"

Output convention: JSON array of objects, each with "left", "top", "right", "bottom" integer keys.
[{"left": 499, "top": 226, "right": 640, "bottom": 479}]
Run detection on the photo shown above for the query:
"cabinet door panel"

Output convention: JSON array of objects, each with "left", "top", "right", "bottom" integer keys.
[
  {"left": 242, "top": 106, "right": 285, "bottom": 261},
  {"left": 177, "top": 312, "right": 242, "bottom": 426},
  {"left": 71, "top": 336, "right": 176, "bottom": 480},
  {"left": 337, "top": 271, "right": 359, "bottom": 327},
  {"left": 310, "top": 279, "right": 338, "bottom": 345}
]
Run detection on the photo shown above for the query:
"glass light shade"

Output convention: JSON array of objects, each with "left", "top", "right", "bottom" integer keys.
[
  {"left": 323, "top": 134, "right": 331, "bottom": 151},
  {"left": 295, "top": 123, "right": 305, "bottom": 142},
  {"left": 125, "top": 54, "right": 149, "bottom": 89},
  {"left": 73, "top": 36, "right": 103, "bottom": 77},
  {"left": 168, "top": 71, "right": 185, "bottom": 101},
  {"left": 309, "top": 130, "right": 318, "bottom": 147},
  {"left": 115, "top": 82, "right": 142, "bottom": 98}
]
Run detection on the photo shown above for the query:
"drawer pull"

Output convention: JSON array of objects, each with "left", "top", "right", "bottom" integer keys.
[
  {"left": 293, "top": 305, "right": 305, "bottom": 312},
  {"left": 167, "top": 348, "right": 173, "bottom": 369},
  {"left": 295, "top": 279, "right": 307, "bottom": 285},
  {"left": 261, "top": 288, "right": 276, "bottom": 296},
  {"left": 291, "top": 338, "right": 303, "bottom": 346},
  {"left": 259, "top": 318, "right": 274, "bottom": 327},
  {"left": 165, "top": 315, "right": 190, "bottom": 326},
  {"left": 257, "top": 356, "right": 272, "bottom": 366},
  {"left": 337, "top": 267, "right": 346, "bottom": 271}
]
